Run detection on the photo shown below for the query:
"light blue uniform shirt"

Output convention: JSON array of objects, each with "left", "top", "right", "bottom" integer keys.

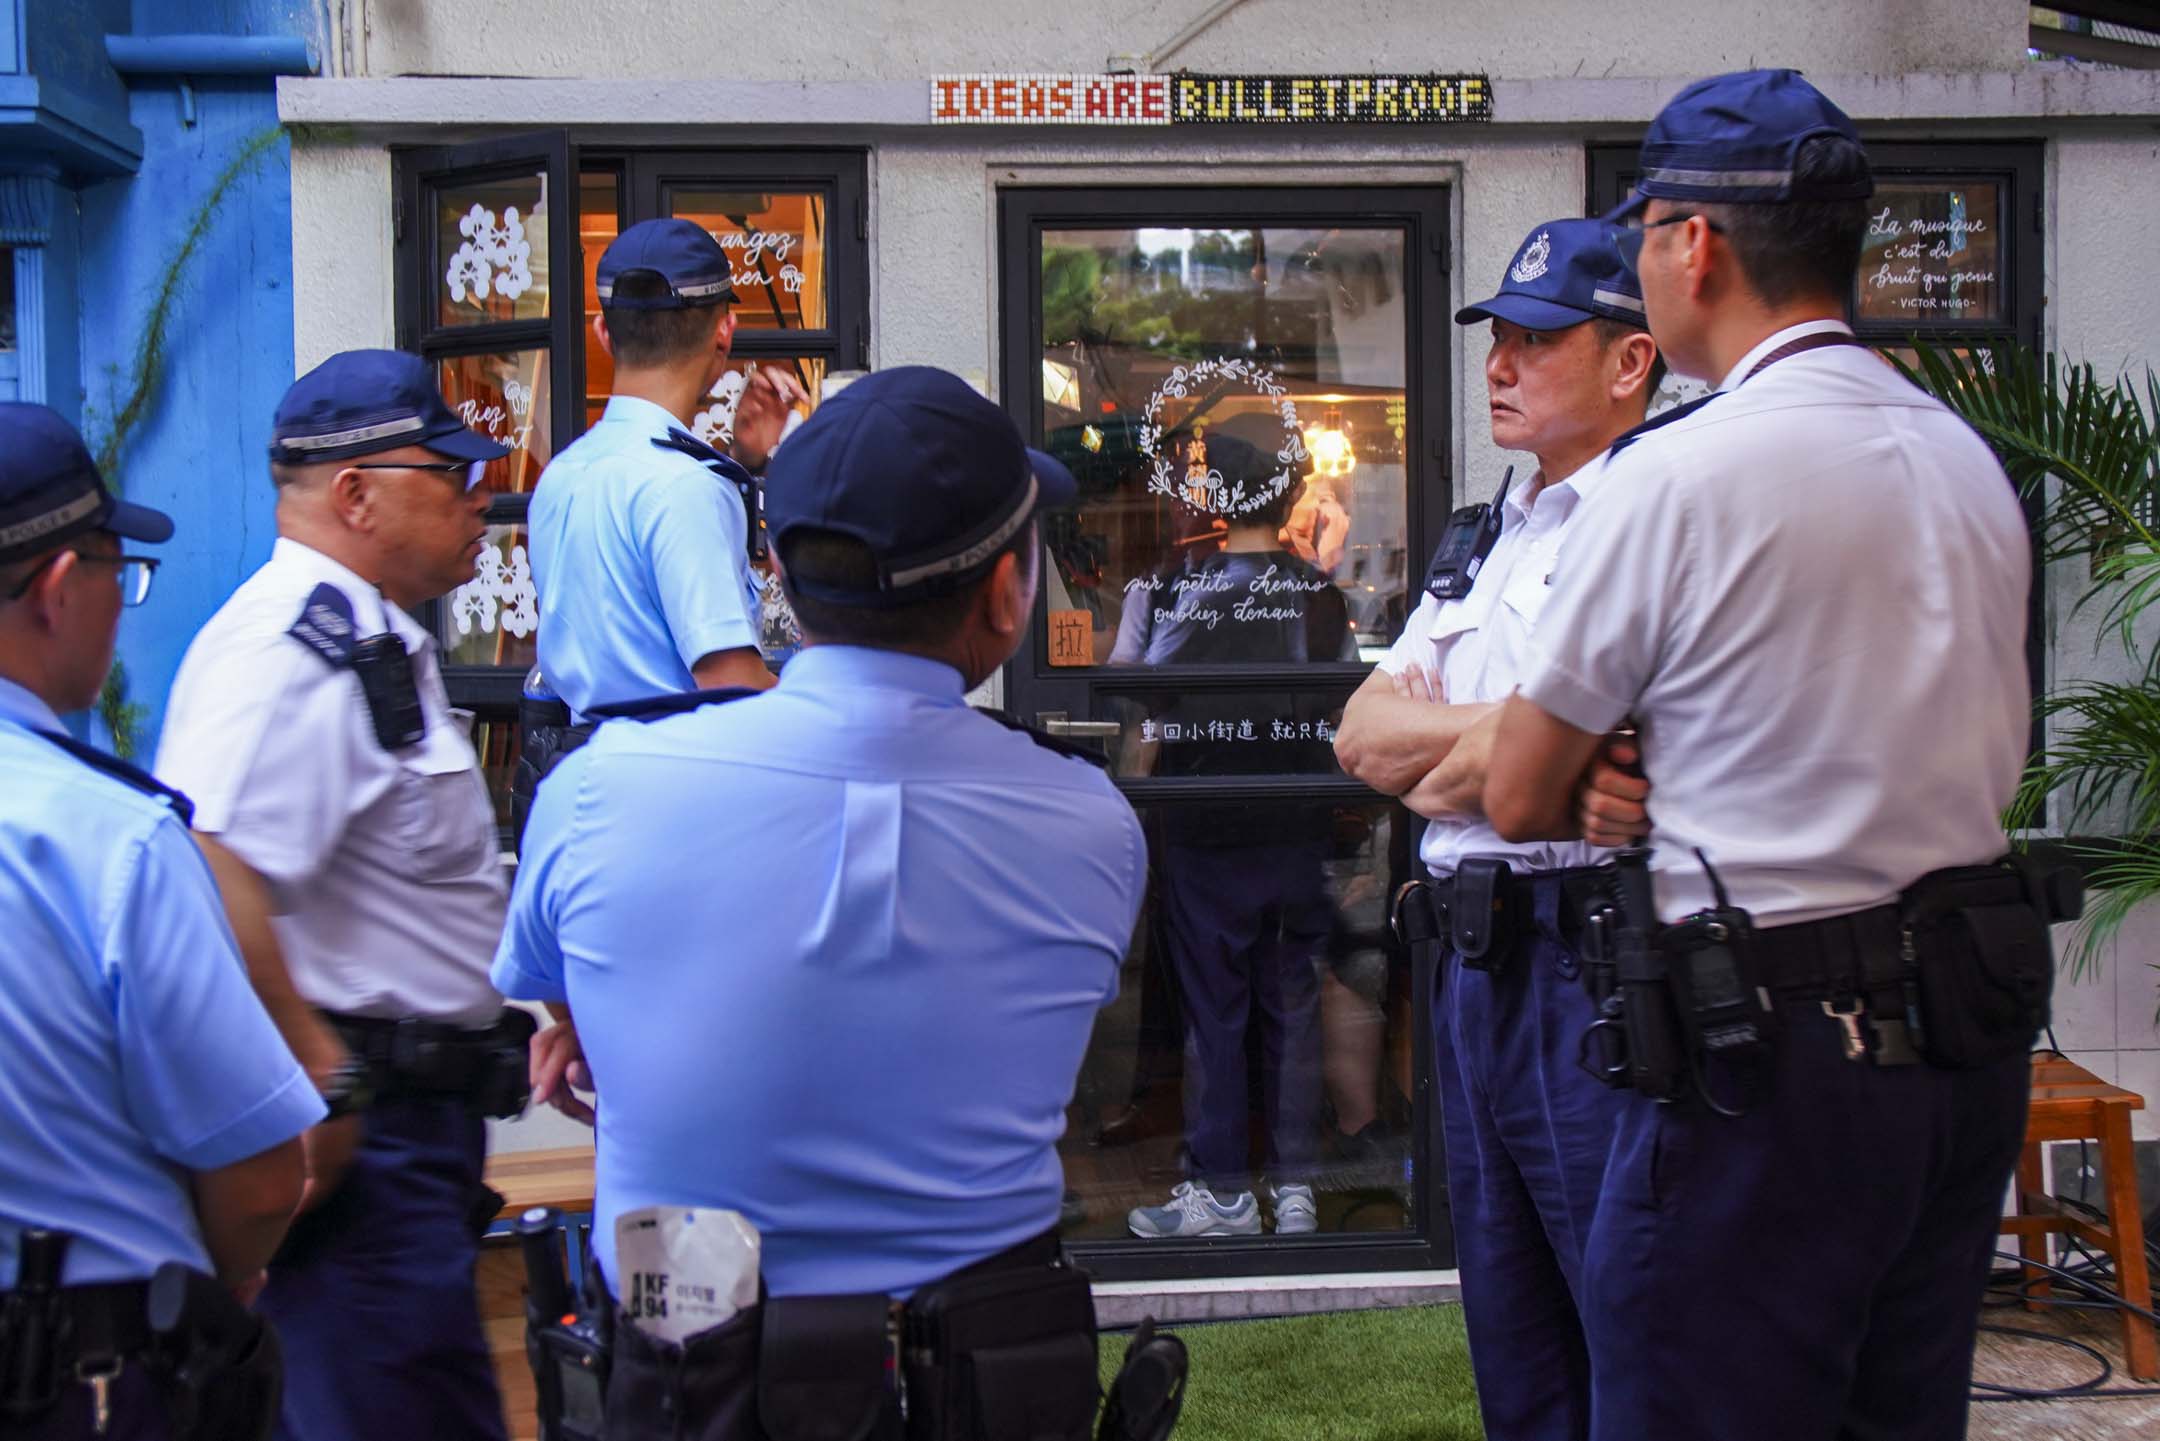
[
  {"left": 493, "top": 646, "right": 1146, "bottom": 1298},
  {"left": 529, "top": 395, "right": 765, "bottom": 716},
  {"left": 0, "top": 677, "right": 324, "bottom": 1287}
]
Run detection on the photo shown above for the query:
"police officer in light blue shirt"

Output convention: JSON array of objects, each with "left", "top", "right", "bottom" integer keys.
[
  {"left": 0, "top": 404, "right": 324, "bottom": 1439},
  {"left": 495, "top": 366, "right": 1144, "bottom": 1437},
  {"left": 527, "top": 218, "right": 803, "bottom": 716}
]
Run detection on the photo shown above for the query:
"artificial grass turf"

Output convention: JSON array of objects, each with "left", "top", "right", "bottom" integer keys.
[{"left": 1099, "top": 1304, "right": 1484, "bottom": 1440}]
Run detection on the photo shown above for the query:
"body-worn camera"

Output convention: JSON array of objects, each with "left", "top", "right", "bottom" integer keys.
[
  {"left": 1423, "top": 468, "right": 1511, "bottom": 602},
  {"left": 350, "top": 633, "right": 426, "bottom": 751}
]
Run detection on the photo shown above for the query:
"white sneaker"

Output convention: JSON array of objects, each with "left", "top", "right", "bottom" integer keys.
[
  {"left": 1127, "top": 1182, "right": 1262, "bottom": 1238},
  {"left": 1271, "top": 1182, "right": 1318, "bottom": 1235}
]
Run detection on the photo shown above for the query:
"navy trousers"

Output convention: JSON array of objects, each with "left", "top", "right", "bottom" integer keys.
[
  {"left": 1434, "top": 871, "right": 1627, "bottom": 1441},
  {"left": 258, "top": 1097, "right": 507, "bottom": 1441},
  {"left": 1583, "top": 1000, "right": 2030, "bottom": 1441},
  {"left": 1157, "top": 838, "right": 1329, "bottom": 1193}
]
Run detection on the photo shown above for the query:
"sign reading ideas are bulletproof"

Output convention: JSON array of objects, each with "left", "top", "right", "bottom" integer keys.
[{"left": 930, "top": 73, "right": 1493, "bottom": 125}]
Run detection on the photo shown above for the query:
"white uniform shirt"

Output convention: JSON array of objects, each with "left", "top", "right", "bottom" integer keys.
[
  {"left": 1517, "top": 322, "right": 2031, "bottom": 926},
  {"left": 1378, "top": 460, "right": 1616, "bottom": 876},
  {"left": 157, "top": 538, "right": 507, "bottom": 1024}
]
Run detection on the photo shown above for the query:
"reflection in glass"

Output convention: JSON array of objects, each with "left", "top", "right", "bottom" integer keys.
[
  {"left": 437, "top": 172, "right": 550, "bottom": 327},
  {"left": 1857, "top": 181, "right": 2003, "bottom": 325},
  {"left": 1059, "top": 801, "right": 1413, "bottom": 1239},
  {"left": 442, "top": 524, "right": 538, "bottom": 672},
  {"left": 470, "top": 716, "right": 522, "bottom": 836},
  {"left": 436, "top": 351, "right": 552, "bottom": 495},
  {"left": 668, "top": 190, "right": 827, "bottom": 332},
  {"left": 581, "top": 171, "right": 621, "bottom": 429},
  {"left": 1035, "top": 226, "right": 1411, "bottom": 665}
]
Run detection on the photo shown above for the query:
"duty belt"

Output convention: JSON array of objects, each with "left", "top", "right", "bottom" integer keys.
[
  {"left": 1, "top": 1281, "right": 152, "bottom": 1363},
  {"left": 324, "top": 1009, "right": 536, "bottom": 1114},
  {"left": 1404, "top": 859, "right": 1617, "bottom": 973}
]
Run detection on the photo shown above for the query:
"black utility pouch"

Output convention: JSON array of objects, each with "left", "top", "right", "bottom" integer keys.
[
  {"left": 1901, "top": 863, "right": 2056, "bottom": 1071},
  {"left": 1451, "top": 857, "right": 1518, "bottom": 973},
  {"left": 902, "top": 1264, "right": 1097, "bottom": 1441},
  {"left": 759, "top": 1294, "right": 895, "bottom": 1441}
]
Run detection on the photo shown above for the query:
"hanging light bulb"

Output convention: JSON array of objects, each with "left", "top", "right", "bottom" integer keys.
[{"left": 1302, "top": 407, "right": 1357, "bottom": 478}]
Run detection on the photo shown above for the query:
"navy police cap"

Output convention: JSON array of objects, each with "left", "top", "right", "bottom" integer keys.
[
  {"left": 270, "top": 349, "right": 513, "bottom": 467},
  {"left": 1612, "top": 68, "right": 1872, "bottom": 218},
  {"left": 0, "top": 403, "right": 174, "bottom": 563},
  {"left": 764, "top": 367, "right": 1077, "bottom": 607},
  {"left": 1456, "top": 218, "right": 1646, "bottom": 332},
  {"left": 596, "top": 218, "right": 737, "bottom": 310}
]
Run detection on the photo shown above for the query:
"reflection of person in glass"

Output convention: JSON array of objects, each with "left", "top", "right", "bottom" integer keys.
[{"left": 1119, "top": 416, "right": 1349, "bottom": 1240}]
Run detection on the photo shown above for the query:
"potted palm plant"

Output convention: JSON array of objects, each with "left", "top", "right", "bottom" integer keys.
[{"left": 1894, "top": 345, "right": 2160, "bottom": 1014}]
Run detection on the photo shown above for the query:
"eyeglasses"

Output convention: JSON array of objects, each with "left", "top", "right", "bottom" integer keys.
[
  {"left": 347, "top": 459, "right": 490, "bottom": 493},
  {"left": 1615, "top": 211, "right": 1725, "bottom": 265},
  {"left": 6, "top": 551, "right": 161, "bottom": 607}
]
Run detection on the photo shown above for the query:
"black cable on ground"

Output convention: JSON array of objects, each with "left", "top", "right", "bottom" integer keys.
[{"left": 1969, "top": 1247, "right": 2160, "bottom": 1402}]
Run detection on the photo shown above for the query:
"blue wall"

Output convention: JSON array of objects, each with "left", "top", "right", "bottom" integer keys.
[
  {"left": 4, "top": 0, "right": 310, "bottom": 750},
  {"left": 81, "top": 80, "right": 293, "bottom": 745}
]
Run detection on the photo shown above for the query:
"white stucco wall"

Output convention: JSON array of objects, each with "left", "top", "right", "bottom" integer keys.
[{"left": 354, "top": 0, "right": 2027, "bottom": 82}]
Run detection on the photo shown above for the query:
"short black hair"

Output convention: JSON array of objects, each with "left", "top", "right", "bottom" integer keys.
[
  {"left": 1590, "top": 318, "right": 1668, "bottom": 400},
  {"left": 778, "top": 519, "right": 1036, "bottom": 650},
  {"left": 1697, "top": 134, "right": 1871, "bottom": 309},
  {"left": 601, "top": 274, "right": 726, "bottom": 368}
]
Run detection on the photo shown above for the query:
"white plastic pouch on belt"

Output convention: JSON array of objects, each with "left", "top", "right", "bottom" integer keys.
[{"left": 614, "top": 1206, "right": 762, "bottom": 1344}]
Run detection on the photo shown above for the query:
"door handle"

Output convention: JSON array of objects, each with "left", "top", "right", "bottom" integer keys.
[{"left": 1035, "top": 713, "right": 1122, "bottom": 739}]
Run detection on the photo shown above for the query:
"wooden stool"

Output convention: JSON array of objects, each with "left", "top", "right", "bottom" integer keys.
[
  {"left": 487, "top": 1144, "right": 597, "bottom": 1220},
  {"left": 2002, "top": 1054, "right": 2155, "bottom": 1380}
]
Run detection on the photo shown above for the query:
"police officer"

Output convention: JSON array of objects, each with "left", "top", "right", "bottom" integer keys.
[
  {"left": 494, "top": 367, "right": 1143, "bottom": 1437},
  {"left": 1485, "top": 70, "right": 2035, "bottom": 1441},
  {"left": 156, "top": 351, "right": 531, "bottom": 1441},
  {"left": 1331, "top": 218, "right": 1660, "bottom": 1440},
  {"left": 529, "top": 218, "right": 802, "bottom": 704},
  {"left": 0, "top": 405, "right": 324, "bottom": 1438}
]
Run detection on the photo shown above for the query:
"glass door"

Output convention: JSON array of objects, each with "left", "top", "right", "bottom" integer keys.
[{"left": 999, "top": 187, "right": 1454, "bottom": 1278}]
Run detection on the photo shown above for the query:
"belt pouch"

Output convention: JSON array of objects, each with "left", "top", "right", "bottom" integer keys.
[
  {"left": 1902, "top": 866, "right": 2054, "bottom": 1071},
  {"left": 608, "top": 1303, "right": 759, "bottom": 1441},
  {"left": 1450, "top": 857, "right": 1516, "bottom": 973},
  {"left": 903, "top": 1265, "right": 1097, "bottom": 1441},
  {"left": 758, "top": 1294, "right": 892, "bottom": 1441}
]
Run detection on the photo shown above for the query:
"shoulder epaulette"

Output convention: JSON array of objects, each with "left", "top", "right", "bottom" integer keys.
[
  {"left": 1606, "top": 392, "right": 1721, "bottom": 460},
  {"left": 977, "top": 708, "right": 1111, "bottom": 769},
  {"left": 653, "top": 426, "right": 756, "bottom": 487},
  {"left": 585, "top": 686, "right": 759, "bottom": 724},
  {"left": 287, "top": 583, "right": 359, "bottom": 668},
  {"left": 33, "top": 729, "right": 196, "bottom": 825}
]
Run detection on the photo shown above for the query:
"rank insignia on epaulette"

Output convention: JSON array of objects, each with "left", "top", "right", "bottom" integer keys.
[{"left": 288, "top": 583, "right": 359, "bottom": 668}]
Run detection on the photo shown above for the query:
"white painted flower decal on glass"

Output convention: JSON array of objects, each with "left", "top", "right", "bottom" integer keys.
[
  {"left": 690, "top": 370, "right": 749, "bottom": 448},
  {"left": 448, "top": 537, "right": 539, "bottom": 641},
  {"left": 445, "top": 203, "right": 534, "bottom": 307}
]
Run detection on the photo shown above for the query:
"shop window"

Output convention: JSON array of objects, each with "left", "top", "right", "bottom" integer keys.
[
  {"left": 394, "top": 140, "right": 868, "bottom": 830},
  {"left": 1001, "top": 186, "right": 1454, "bottom": 1280}
]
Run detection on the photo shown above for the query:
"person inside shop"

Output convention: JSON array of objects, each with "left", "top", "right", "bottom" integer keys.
[
  {"left": 1332, "top": 214, "right": 1662, "bottom": 1440},
  {"left": 510, "top": 217, "right": 803, "bottom": 847},
  {"left": 1114, "top": 415, "right": 1349, "bottom": 1241},
  {"left": 492, "top": 366, "right": 1143, "bottom": 1438},
  {"left": 1484, "top": 69, "right": 2041, "bottom": 1441},
  {"left": 157, "top": 350, "right": 533, "bottom": 1441},
  {"left": 0, "top": 403, "right": 324, "bottom": 1440}
]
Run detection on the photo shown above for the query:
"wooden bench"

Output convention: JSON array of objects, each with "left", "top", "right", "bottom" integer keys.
[
  {"left": 2003, "top": 1054, "right": 2156, "bottom": 1380},
  {"left": 487, "top": 1145, "right": 597, "bottom": 1220}
]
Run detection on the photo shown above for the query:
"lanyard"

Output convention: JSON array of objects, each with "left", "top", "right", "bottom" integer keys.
[{"left": 1740, "top": 330, "right": 1867, "bottom": 387}]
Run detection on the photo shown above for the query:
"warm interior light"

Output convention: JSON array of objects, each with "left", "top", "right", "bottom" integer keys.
[
  {"left": 1042, "top": 358, "right": 1082, "bottom": 412},
  {"left": 1302, "top": 408, "right": 1356, "bottom": 478}
]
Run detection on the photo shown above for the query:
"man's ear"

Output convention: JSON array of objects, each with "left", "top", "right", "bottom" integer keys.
[
  {"left": 983, "top": 551, "right": 1029, "bottom": 637},
  {"left": 1683, "top": 217, "right": 1720, "bottom": 302},
  {"left": 326, "top": 465, "right": 373, "bottom": 530},
  {"left": 1612, "top": 333, "right": 1659, "bottom": 401},
  {"left": 593, "top": 311, "right": 616, "bottom": 359},
  {"left": 713, "top": 308, "right": 737, "bottom": 358},
  {"left": 17, "top": 550, "right": 80, "bottom": 630}
]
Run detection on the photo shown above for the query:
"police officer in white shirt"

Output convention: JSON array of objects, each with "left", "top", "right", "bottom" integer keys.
[
  {"left": 158, "top": 349, "right": 534, "bottom": 1441},
  {"left": 1486, "top": 70, "right": 2046, "bottom": 1441},
  {"left": 1333, "top": 217, "right": 1659, "bottom": 1441}
]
